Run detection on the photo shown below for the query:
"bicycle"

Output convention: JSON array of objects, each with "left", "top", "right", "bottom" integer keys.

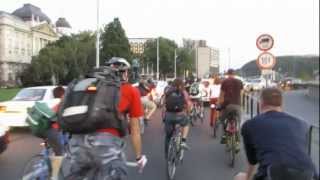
[
  {"left": 21, "top": 133, "right": 69, "bottom": 180},
  {"left": 224, "top": 111, "right": 240, "bottom": 167},
  {"left": 210, "top": 104, "right": 220, "bottom": 138},
  {"left": 190, "top": 98, "right": 204, "bottom": 126},
  {"left": 166, "top": 124, "right": 185, "bottom": 180}
]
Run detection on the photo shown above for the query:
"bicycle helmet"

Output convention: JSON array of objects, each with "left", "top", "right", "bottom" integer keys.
[{"left": 105, "top": 57, "right": 131, "bottom": 71}]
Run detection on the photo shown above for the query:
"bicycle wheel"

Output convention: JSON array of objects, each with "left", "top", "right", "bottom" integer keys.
[
  {"left": 228, "top": 134, "right": 236, "bottom": 167},
  {"left": 167, "top": 137, "right": 177, "bottom": 180},
  {"left": 21, "top": 154, "right": 51, "bottom": 180},
  {"left": 212, "top": 120, "right": 219, "bottom": 138}
]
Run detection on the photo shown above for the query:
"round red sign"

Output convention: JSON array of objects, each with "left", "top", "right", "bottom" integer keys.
[
  {"left": 256, "top": 52, "right": 276, "bottom": 69},
  {"left": 256, "top": 34, "right": 274, "bottom": 51}
]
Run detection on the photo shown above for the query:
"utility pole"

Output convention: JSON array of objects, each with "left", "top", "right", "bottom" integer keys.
[
  {"left": 174, "top": 49, "right": 177, "bottom": 79},
  {"left": 156, "top": 37, "right": 159, "bottom": 80},
  {"left": 95, "top": 0, "right": 100, "bottom": 68},
  {"left": 228, "top": 48, "right": 231, "bottom": 70}
]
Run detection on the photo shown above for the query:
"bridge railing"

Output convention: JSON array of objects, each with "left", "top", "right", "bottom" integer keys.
[{"left": 241, "top": 92, "right": 319, "bottom": 163}]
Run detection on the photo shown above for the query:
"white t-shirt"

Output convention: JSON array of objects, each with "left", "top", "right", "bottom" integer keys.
[{"left": 209, "top": 84, "right": 221, "bottom": 98}]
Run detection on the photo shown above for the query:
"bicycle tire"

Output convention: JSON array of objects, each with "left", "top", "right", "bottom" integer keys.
[
  {"left": 212, "top": 120, "right": 219, "bottom": 138},
  {"left": 21, "top": 154, "right": 51, "bottom": 180},
  {"left": 229, "top": 134, "right": 236, "bottom": 167},
  {"left": 167, "top": 137, "right": 177, "bottom": 180}
]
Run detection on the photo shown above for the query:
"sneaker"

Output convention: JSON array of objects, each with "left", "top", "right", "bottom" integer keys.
[
  {"left": 220, "top": 135, "right": 227, "bottom": 144},
  {"left": 180, "top": 142, "right": 190, "bottom": 150}
]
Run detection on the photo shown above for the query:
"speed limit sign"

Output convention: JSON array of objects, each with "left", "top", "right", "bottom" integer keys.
[{"left": 256, "top": 52, "right": 276, "bottom": 69}]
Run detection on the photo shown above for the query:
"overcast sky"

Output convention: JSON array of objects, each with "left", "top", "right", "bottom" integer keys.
[{"left": 2, "top": 0, "right": 319, "bottom": 71}]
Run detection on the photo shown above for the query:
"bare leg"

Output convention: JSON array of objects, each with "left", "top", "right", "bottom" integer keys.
[{"left": 182, "top": 125, "right": 190, "bottom": 139}]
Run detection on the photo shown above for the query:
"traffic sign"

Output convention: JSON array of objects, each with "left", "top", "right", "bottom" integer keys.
[
  {"left": 256, "top": 34, "right": 274, "bottom": 51},
  {"left": 256, "top": 52, "right": 276, "bottom": 69}
]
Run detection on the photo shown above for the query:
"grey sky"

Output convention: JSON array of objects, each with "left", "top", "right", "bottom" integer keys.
[{"left": 2, "top": 0, "right": 319, "bottom": 71}]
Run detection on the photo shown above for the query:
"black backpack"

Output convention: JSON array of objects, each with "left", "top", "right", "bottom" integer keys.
[
  {"left": 165, "top": 88, "right": 185, "bottom": 112},
  {"left": 57, "top": 67, "right": 127, "bottom": 136}
]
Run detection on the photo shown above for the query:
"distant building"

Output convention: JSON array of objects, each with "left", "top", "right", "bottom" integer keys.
[
  {"left": 0, "top": 4, "right": 71, "bottom": 86},
  {"left": 210, "top": 48, "right": 220, "bottom": 75},
  {"left": 128, "top": 38, "right": 150, "bottom": 55},
  {"left": 183, "top": 38, "right": 207, "bottom": 49}
]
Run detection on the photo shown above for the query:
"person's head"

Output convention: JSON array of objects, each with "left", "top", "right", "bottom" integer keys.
[
  {"left": 53, "top": 86, "right": 65, "bottom": 98},
  {"left": 105, "top": 57, "right": 131, "bottom": 81},
  {"left": 213, "top": 75, "right": 221, "bottom": 85},
  {"left": 226, "top": 69, "right": 235, "bottom": 77},
  {"left": 260, "top": 88, "right": 283, "bottom": 112},
  {"left": 172, "top": 78, "right": 185, "bottom": 91}
]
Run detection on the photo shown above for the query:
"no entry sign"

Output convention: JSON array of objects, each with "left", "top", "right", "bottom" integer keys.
[
  {"left": 256, "top": 34, "right": 274, "bottom": 51},
  {"left": 256, "top": 52, "right": 276, "bottom": 69}
]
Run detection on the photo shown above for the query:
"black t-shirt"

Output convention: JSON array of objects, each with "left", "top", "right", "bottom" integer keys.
[
  {"left": 221, "top": 77, "right": 243, "bottom": 107},
  {"left": 241, "top": 111, "right": 317, "bottom": 179}
]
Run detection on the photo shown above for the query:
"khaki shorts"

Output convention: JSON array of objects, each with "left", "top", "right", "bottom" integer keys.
[{"left": 141, "top": 96, "right": 156, "bottom": 110}]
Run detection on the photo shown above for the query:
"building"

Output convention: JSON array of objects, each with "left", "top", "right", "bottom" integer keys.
[
  {"left": 210, "top": 48, "right": 220, "bottom": 75},
  {"left": 183, "top": 38, "right": 207, "bottom": 49},
  {"left": 128, "top": 38, "right": 150, "bottom": 55},
  {"left": 55, "top": 17, "right": 72, "bottom": 36},
  {"left": 0, "top": 4, "right": 71, "bottom": 86}
]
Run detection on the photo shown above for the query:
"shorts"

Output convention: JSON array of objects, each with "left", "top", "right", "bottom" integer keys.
[
  {"left": 141, "top": 96, "right": 156, "bottom": 110},
  {"left": 59, "top": 132, "right": 127, "bottom": 180},
  {"left": 220, "top": 104, "right": 241, "bottom": 122}
]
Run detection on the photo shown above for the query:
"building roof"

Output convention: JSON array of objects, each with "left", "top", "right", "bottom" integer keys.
[
  {"left": 12, "top": 3, "right": 51, "bottom": 23},
  {"left": 55, "top": 17, "right": 71, "bottom": 28}
]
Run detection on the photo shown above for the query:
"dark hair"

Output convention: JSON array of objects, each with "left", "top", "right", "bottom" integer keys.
[
  {"left": 53, "top": 86, "right": 65, "bottom": 98},
  {"left": 173, "top": 78, "right": 185, "bottom": 90},
  {"left": 213, "top": 76, "right": 221, "bottom": 84},
  {"left": 227, "top": 69, "right": 235, "bottom": 75},
  {"left": 260, "top": 88, "right": 282, "bottom": 107}
]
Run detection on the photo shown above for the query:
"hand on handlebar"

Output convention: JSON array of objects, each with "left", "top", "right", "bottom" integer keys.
[{"left": 136, "top": 155, "right": 148, "bottom": 173}]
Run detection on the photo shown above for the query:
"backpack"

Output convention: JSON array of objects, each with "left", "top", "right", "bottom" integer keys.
[
  {"left": 26, "top": 102, "right": 56, "bottom": 138},
  {"left": 165, "top": 88, "right": 185, "bottom": 112},
  {"left": 57, "top": 67, "right": 127, "bottom": 136},
  {"left": 189, "top": 83, "right": 199, "bottom": 96}
]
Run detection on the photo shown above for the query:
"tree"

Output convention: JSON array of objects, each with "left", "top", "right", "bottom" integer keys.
[
  {"left": 176, "top": 48, "right": 195, "bottom": 77},
  {"left": 100, "top": 18, "right": 131, "bottom": 64},
  {"left": 21, "top": 32, "right": 96, "bottom": 86},
  {"left": 143, "top": 37, "right": 177, "bottom": 78}
]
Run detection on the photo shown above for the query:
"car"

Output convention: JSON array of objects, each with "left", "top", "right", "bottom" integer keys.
[
  {"left": 0, "top": 125, "right": 9, "bottom": 154},
  {"left": 0, "top": 86, "right": 62, "bottom": 128}
]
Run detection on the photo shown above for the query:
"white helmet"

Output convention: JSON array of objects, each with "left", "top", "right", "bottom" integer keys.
[{"left": 105, "top": 57, "right": 131, "bottom": 71}]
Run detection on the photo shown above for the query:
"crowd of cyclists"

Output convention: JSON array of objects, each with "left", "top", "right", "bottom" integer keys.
[{"left": 26, "top": 57, "right": 318, "bottom": 180}]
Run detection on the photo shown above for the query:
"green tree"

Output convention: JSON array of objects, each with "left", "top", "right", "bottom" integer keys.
[
  {"left": 21, "top": 32, "right": 96, "bottom": 86},
  {"left": 176, "top": 48, "right": 195, "bottom": 77},
  {"left": 143, "top": 37, "right": 177, "bottom": 78},
  {"left": 100, "top": 18, "right": 131, "bottom": 64}
]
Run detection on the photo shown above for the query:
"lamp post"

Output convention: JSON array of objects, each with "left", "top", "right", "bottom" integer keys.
[
  {"left": 156, "top": 37, "right": 159, "bottom": 80},
  {"left": 174, "top": 49, "right": 177, "bottom": 79},
  {"left": 96, "top": 0, "right": 100, "bottom": 68}
]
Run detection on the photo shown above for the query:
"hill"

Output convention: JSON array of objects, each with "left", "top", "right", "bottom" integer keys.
[{"left": 239, "top": 55, "right": 319, "bottom": 80}]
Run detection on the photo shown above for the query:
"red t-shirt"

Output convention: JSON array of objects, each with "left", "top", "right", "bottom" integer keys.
[{"left": 97, "top": 83, "right": 143, "bottom": 137}]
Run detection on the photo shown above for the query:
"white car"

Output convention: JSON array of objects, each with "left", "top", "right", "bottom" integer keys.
[{"left": 0, "top": 86, "right": 61, "bottom": 127}]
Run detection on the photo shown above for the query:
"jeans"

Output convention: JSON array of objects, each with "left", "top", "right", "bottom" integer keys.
[
  {"left": 44, "top": 128, "right": 65, "bottom": 156},
  {"left": 163, "top": 112, "right": 189, "bottom": 158},
  {"left": 59, "top": 132, "right": 127, "bottom": 180}
]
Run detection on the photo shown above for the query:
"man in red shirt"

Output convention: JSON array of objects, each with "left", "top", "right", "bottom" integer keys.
[{"left": 60, "top": 57, "right": 147, "bottom": 179}]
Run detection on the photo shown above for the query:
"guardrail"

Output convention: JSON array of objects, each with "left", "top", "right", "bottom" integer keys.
[{"left": 241, "top": 92, "right": 319, "bottom": 158}]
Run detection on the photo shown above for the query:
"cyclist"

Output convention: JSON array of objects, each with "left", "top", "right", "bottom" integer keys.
[
  {"left": 138, "top": 78, "right": 157, "bottom": 125},
  {"left": 235, "top": 88, "right": 318, "bottom": 180},
  {"left": 59, "top": 57, "right": 147, "bottom": 179},
  {"left": 218, "top": 69, "right": 243, "bottom": 146},
  {"left": 189, "top": 78, "right": 204, "bottom": 119},
  {"left": 209, "top": 75, "right": 221, "bottom": 127},
  {"left": 43, "top": 86, "right": 65, "bottom": 156},
  {"left": 163, "top": 78, "right": 192, "bottom": 158}
]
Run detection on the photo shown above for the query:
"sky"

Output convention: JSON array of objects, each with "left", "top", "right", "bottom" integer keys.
[{"left": 1, "top": 0, "right": 319, "bottom": 71}]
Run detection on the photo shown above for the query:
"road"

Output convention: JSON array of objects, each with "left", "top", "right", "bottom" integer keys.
[{"left": 0, "top": 90, "right": 319, "bottom": 180}]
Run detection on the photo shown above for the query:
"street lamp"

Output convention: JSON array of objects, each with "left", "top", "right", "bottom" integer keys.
[{"left": 96, "top": 0, "right": 100, "bottom": 68}]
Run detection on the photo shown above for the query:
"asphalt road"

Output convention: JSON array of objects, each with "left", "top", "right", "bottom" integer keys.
[{"left": 0, "top": 90, "right": 318, "bottom": 180}]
